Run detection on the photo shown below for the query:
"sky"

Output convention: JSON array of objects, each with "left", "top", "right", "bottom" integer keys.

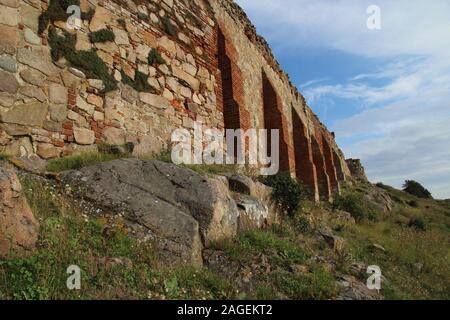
[{"left": 235, "top": 0, "right": 450, "bottom": 199}]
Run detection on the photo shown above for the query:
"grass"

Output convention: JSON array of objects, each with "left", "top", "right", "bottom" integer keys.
[
  {"left": 331, "top": 187, "right": 450, "bottom": 299},
  {"left": 2, "top": 152, "right": 449, "bottom": 300},
  {"left": 0, "top": 177, "right": 239, "bottom": 300},
  {"left": 46, "top": 152, "right": 128, "bottom": 173}
]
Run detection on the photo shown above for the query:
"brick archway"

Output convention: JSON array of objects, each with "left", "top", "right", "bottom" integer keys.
[
  {"left": 217, "top": 28, "right": 241, "bottom": 131},
  {"left": 292, "top": 107, "right": 319, "bottom": 200},
  {"left": 322, "top": 136, "right": 340, "bottom": 193},
  {"left": 311, "top": 136, "right": 331, "bottom": 199},
  {"left": 262, "top": 71, "right": 290, "bottom": 173}
]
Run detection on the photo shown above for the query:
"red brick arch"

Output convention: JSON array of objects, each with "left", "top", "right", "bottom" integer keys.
[
  {"left": 262, "top": 71, "right": 291, "bottom": 173},
  {"left": 311, "top": 136, "right": 331, "bottom": 199},
  {"left": 291, "top": 107, "right": 319, "bottom": 200}
]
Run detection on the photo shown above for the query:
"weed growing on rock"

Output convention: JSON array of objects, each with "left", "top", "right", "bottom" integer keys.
[
  {"left": 120, "top": 70, "right": 156, "bottom": 93},
  {"left": 48, "top": 28, "right": 117, "bottom": 92},
  {"left": 89, "top": 29, "right": 115, "bottom": 43},
  {"left": 148, "top": 48, "right": 166, "bottom": 66}
]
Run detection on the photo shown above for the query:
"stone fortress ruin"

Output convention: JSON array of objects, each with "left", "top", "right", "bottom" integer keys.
[{"left": 0, "top": 0, "right": 355, "bottom": 201}]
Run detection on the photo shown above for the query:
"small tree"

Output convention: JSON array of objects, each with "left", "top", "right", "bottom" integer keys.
[
  {"left": 260, "top": 173, "right": 308, "bottom": 216},
  {"left": 402, "top": 180, "right": 432, "bottom": 199}
]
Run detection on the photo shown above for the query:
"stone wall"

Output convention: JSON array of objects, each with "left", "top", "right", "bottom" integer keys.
[{"left": 0, "top": 0, "right": 352, "bottom": 200}]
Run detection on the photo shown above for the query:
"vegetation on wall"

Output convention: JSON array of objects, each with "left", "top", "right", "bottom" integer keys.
[
  {"left": 160, "top": 16, "right": 178, "bottom": 37},
  {"left": 38, "top": 0, "right": 94, "bottom": 35},
  {"left": 120, "top": 70, "right": 156, "bottom": 93},
  {"left": 89, "top": 29, "right": 116, "bottom": 43},
  {"left": 148, "top": 48, "right": 166, "bottom": 66},
  {"left": 48, "top": 28, "right": 117, "bottom": 92}
]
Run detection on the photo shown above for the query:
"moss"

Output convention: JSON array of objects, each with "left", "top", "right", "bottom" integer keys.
[
  {"left": 89, "top": 29, "right": 115, "bottom": 43},
  {"left": 137, "top": 12, "right": 148, "bottom": 21},
  {"left": 81, "top": 9, "right": 95, "bottom": 22},
  {"left": 120, "top": 70, "right": 156, "bottom": 93},
  {"left": 160, "top": 16, "right": 178, "bottom": 36},
  {"left": 147, "top": 48, "right": 166, "bottom": 66}
]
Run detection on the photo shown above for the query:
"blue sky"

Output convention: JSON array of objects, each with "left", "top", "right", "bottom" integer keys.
[{"left": 236, "top": 0, "right": 450, "bottom": 199}]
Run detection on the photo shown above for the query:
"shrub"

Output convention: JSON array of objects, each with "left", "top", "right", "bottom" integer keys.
[
  {"left": 409, "top": 216, "right": 427, "bottom": 231},
  {"left": 408, "top": 200, "right": 419, "bottom": 208},
  {"left": 89, "top": 29, "right": 115, "bottom": 43},
  {"left": 148, "top": 48, "right": 166, "bottom": 66},
  {"left": 403, "top": 180, "right": 433, "bottom": 199},
  {"left": 260, "top": 173, "right": 308, "bottom": 216},
  {"left": 293, "top": 214, "right": 311, "bottom": 233},
  {"left": 333, "top": 193, "right": 381, "bottom": 223}
]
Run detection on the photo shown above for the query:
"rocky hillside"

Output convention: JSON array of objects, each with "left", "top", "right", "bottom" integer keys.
[{"left": 0, "top": 152, "right": 449, "bottom": 300}]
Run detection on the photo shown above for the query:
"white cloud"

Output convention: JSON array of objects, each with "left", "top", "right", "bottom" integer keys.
[{"left": 236, "top": 0, "right": 450, "bottom": 58}]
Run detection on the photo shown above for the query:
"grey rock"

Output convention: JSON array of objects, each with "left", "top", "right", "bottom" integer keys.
[
  {"left": 336, "top": 274, "right": 383, "bottom": 300},
  {"left": 1, "top": 102, "right": 48, "bottom": 126},
  {"left": 0, "top": 54, "right": 17, "bottom": 72},
  {"left": 0, "top": 69, "right": 19, "bottom": 93},
  {"left": 20, "top": 68, "right": 46, "bottom": 86},
  {"left": 17, "top": 47, "right": 59, "bottom": 76},
  {"left": 0, "top": 162, "right": 39, "bottom": 259},
  {"left": 234, "top": 194, "right": 269, "bottom": 231},
  {"left": 19, "top": 85, "right": 47, "bottom": 102},
  {"left": 61, "top": 159, "right": 241, "bottom": 266}
]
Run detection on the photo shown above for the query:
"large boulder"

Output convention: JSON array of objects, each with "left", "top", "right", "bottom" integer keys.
[
  {"left": 60, "top": 159, "right": 241, "bottom": 267},
  {"left": 0, "top": 162, "right": 39, "bottom": 259}
]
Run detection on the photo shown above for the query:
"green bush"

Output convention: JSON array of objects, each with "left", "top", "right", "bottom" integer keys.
[
  {"left": 89, "top": 29, "right": 115, "bottom": 43},
  {"left": 293, "top": 214, "right": 311, "bottom": 233},
  {"left": 409, "top": 216, "right": 427, "bottom": 231},
  {"left": 260, "top": 173, "right": 308, "bottom": 216},
  {"left": 408, "top": 200, "right": 419, "bottom": 208},
  {"left": 333, "top": 193, "right": 380, "bottom": 223},
  {"left": 148, "top": 48, "right": 166, "bottom": 66},
  {"left": 403, "top": 180, "right": 433, "bottom": 199}
]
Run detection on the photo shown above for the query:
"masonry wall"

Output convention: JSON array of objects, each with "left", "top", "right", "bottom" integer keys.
[
  {"left": 209, "top": 0, "right": 350, "bottom": 199},
  {"left": 0, "top": 0, "right": 351, "bottom": 200}
]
